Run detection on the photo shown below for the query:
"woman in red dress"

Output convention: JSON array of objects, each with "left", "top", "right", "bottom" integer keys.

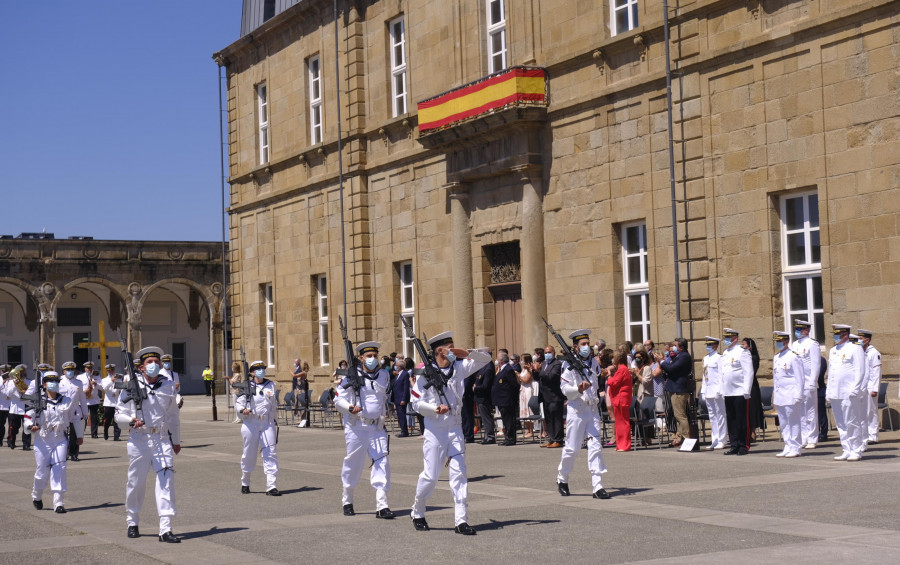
[{"left": 606, "top": 349, "right": 634, "bottom": 451}]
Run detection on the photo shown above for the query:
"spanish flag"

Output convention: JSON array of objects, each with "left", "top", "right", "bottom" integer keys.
[{"left": 418, "top": 67, "right": 547, "bottom": 134}]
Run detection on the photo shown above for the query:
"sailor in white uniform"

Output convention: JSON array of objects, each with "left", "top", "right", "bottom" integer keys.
[
  {"left": 826, "top": 324, "right": 867, "bottom": 462},
  {"left": 115, "top": 346, "right": 182, "bottom": 542},
  {"left": 701, "top": 337, "right": 727, "bottom": 450},
  {"left": 556, "top": 329, "right": 609, "bottom": 499},
  {"left": 236, "top": 360, "right": 280, "bottom": 496},
  {"left": 410, "top": 331, "right": 490, "bottom": 535},
  {"left": 334, "top": 342, "right": 394, "bottom": 518},
  {"left": 25, "top": 371, "right": 83, "bottom": 513},
  {"left": 857, "top": 329, "right": 882, "bottom": 444},
  {"left": 790, "top": 319, "right": 821, "bottom": 449},
  {"left": 772, "top": 332, "right": 805, "bottom": 457},
  {"left": 101, "top": 364, "right": 122, "bottom": 441}
]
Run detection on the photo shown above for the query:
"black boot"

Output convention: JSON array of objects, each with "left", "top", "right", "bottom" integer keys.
[{"left": 557, "top": 482, "right": 570, "bottom": 496}]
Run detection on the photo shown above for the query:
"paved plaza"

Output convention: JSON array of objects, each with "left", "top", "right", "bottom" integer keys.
[{"left": 2, "top": 395, "right": 899, "bottom": 564}]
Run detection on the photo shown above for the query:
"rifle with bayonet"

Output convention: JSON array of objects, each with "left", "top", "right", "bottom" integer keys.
[
  {"left": 233, "top": 346, "right": 256, "bottom": 414},
  {"left": 20, "top": 363, "right": 45, "bottom": 431},
  {"left": 335, "top": 316, "right": 365, "bottom": 407},
  {"left": 114, "top": 330, "right": 147, "bottom": 424},
  {"left": 541, "top": 317, "right": 590, "bottom": 383},
  {"left": 399, "top": 316, "right": 451, "bottom": 408}
]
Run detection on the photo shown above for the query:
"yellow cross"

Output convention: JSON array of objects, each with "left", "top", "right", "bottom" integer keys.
[{"left": 77, "top": 320, "right": 121, "bottom": 369}]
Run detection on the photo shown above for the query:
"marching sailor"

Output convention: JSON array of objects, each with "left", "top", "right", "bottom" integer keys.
[
  {"left": 410, "top": 332, "right": 490, "bottom": 535},
  {"left": 334, "top": 342, "right": 394, "bottom": 518},
  {"left": 161, "top": 354, "right": 184, "bottom": 408},
  {"left": 115, "top": 346, "right": 182, "bottom": 542},
  {"left": 236, "top": 360, "right": 280, "bottom": 496},
  {"left": 60, "top": 362, "right": 88, "bottom": 460},
  {"left": 4, "top": 365, "right": 30, "bottom": 450},
  {"left": 701, "top": 337, "right": 727, "bottom": 450},
  {"left": 556, "top": 329, "right": 609, "bottom": 500},
  {"left": 772, "top": 332, "right": 805, "bottom": 457},
  {"left": 101, "top": 364, "right": 122, "bottom": 441},
  {"left": 857, "top": 329, "right": 882, "bottom": 444},
  {"left": 79, "top": 362, "right": 102, "bottom": 439},
  {"left": 25, "top": 371, "right": 83, "bottom": 513},
  {"left": 826, "top": 324, "right": 867, "bottom": 461}
]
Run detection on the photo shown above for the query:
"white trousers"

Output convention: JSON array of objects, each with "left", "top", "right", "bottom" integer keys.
[
  {"left": 125, "top": 433, "right": 176, "bottom": 535},
  {"left": 411, "top": 421, "right": 468, "bottom": 525},
  {"left": 557, "top": 406, "right": 607, "bottom": 491},
  {"left": 341, "top": 422, "right": 390, "bottom": 509},
  {"left": 831, "top": 397, "right": 865, "bottom": 457},
  {"left": 776, "top": 403, "right": 802, "bottom": 454},
  {"left": 241, "top": 419, "right": 279, "bottom": 490},
  {"left": 800, "top": 389, "right": 818, "bottom": 445},
  {"left": 705, "top": 395, "right": 727, "bottom": 447},
  {"left": 867, "top": 394, "right": 879, "bottom": 442},
  {"left": 32, "top": 434, "right": 68, "bottom": 508}
]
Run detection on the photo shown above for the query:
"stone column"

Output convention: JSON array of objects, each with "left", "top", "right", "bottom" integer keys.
[
  {"left": 448, "top": 182, "right": 475, "bottom": 347},
  {"left": 39, "top": 318, "right": 56, "bottom": 365},
  {"left": 210, "top": 320, "right": 224, "bottom": 389},
  {"left": 516, "top": 165, "right": 548, "bottom": 348}
]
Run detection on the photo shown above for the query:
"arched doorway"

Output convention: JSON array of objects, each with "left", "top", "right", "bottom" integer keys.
[{"left": 0, "top": 280, "right": 38, "bottom": 366}]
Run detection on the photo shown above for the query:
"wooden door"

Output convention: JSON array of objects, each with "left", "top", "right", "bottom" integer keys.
[{"left": 490, "top": 283, "right": 523, "bottom": 355}]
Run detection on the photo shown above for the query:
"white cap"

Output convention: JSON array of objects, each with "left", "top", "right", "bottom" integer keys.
[
  {"left": 356, "top": 341, "right": 381, "bottom": 355},
  {"left": 427, "top": 332, "right": 454, "bottom": 349}
]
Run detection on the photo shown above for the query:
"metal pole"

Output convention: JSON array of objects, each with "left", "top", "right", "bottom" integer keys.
[
  {"left": 663, "top": 0, "right": 683, "bottom": 339},
  {"left": 213, "top": 63, "right": 230, "bottom": 422},
  {"left": 334, "top": 0, "right": 349, "bottom": 325}
]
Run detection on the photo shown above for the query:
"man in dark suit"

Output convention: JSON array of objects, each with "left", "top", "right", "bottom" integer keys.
[
  {"left": 462, "top": 349, "right": 486, "bottom": 444},
  {"left": 492, "top": 350, "right": 521, "bottom": 446},
  {"left": 535, "top": 345, "right": 565, "bottom": 448},
  {"left": 393, "top": 358, "right": 412, "bottom": 438},
  {"left": 473, "top": 348, "right": 496, "bottom": 444}
]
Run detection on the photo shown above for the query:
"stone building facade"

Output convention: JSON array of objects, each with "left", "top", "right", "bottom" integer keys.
[
  {"left": 0, "top": 236, "right": 226, "bottom": 394},
  {"left": 215, "top": 0, "right": 899, "bottom": 387}
]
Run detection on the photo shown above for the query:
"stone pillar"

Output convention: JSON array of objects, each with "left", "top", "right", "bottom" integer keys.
[
  {"left": 516, "top": 165, "right": 548, "bottom": 348},
  {"left": 40, "top": 319, "right": 56, "bottom": 365},
  {"left": 448, "top": 182, "right": 475, "bottom": 347},
  {"left": 211, "top": 320, "right": 224, "bottom": 389}
]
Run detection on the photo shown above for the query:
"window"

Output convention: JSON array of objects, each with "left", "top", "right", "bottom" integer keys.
[
  {"left": 257, "top": 83, "right": 269, "bottom": 164},
  {"left": 308, "top": 55, "right": 323, "bottom": 145},
  {"left": 389, "top": 17, "right": 407, "bottom": 117},
  {"left": 171, "top": 342, "right": 186, "bottom": 375},
  {"left": 486, "top": 0, "right": 507, "bottom": 73},
  {"left": 781, "top": 192, "right": 824, "bottom": 340},
  {"left": 399, "top": 261, "right": 415, "bottom": 360},
  {"left": 263, "top": 0, "right": 275, "bottom": 22},
  {"left": 264, "top": 283, "right": 276, "bottom": 367},
  {"left": 7, "top": 345, "right": 22, "bottom": 366},
  {"left": 316, "top": 275, "right": 329, "bottom": 365},
  {"left": 58, "top": 308, "right": 91, "bottom": 327},
  {"left": 611, "top": 0, "right": 639, "bottom": 36},
  {"left": 622, "top": 222, "right": 650, "bottom": 343}
]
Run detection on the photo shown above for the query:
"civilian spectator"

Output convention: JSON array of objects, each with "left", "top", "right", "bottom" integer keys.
[{"left": 607, "top": 349, "right": 633, "bottom": 451}]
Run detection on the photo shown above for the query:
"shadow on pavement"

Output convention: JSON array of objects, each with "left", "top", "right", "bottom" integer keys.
[
  {"left": 611, "top": 487, "right": 653, "bottom": 496},
  {"left": 468, "top": 474, "right": 504, "bottom": 482},
  {"left": 68, "top": 501, "right": 124, "bottom": 513},
  {"left": 474, "top": 518, "right": 561, "bottom": 532},
  {"left": 179, "top": 526, "right": 249, "bottom": 540},
  {"left": 275, "top": 486, "right": 323, "bottom": 496},
  {"left": 181, "top": 444, "right": 213, "bottom": 449}
]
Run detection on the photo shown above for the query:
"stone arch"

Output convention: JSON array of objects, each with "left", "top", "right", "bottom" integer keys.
[
  {"left": 138, "top": 278, "right": 220, "bottom": 324},
  {"left": 53, "top": 277, "right": 130, "bottom": 328},
  {"left": 0, "top": 277, "right": 38, "bottom": 319}
]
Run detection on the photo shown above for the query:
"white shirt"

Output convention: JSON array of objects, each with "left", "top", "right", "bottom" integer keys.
[
  {"left": 701, "top": 351, "right": 723, "bottom": 398},
  {"left": 825, "top": 341, "right": 866, "bottom": 400},
  {"left": 0, "top": 379, "right": 12, "bottom": 410},
  {"left": 772, "top": 347, "right": 805, "bottom": 406},
  {"left": 560, "top": 356, "right": 601, "bottom": 410},
  {"left": 790, "top": 335, "right": 821, "bottom": 390},
  {"left": 101, "top": 374, "right": 122, "bottom": 407},
  {"left": 718, "top": 344, "right": 753, "bottom": 397},
  {"left": 25, "top": 394, "right": 83, "bottom": 443},
  {"left": 864, "top": 345, "right": 882, "bottom": 394},
  {"left": 234, "top": 379, "right": 278, "bottom": 422},
  {"left": 79, "top": 371, "right": 102, "bottom": 406},
  {"left": 114, "top": 374, "right": 181, "bottom": 444},
  {"left": 60, "top": 374, "right": 88, "bottom": 418},
  {"left": 410, "top": 352, "right": 490, "bottom": 424},
  {"left": 335, "top": 367, "right": 390, "bottom": 422}
]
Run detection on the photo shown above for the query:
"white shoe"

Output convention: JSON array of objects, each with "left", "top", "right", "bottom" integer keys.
[
  {"left": 705, "top": 443, "right": 716, "bottom": 451},
  {"left": 775, "top": 449, "right": 787, "bottom": 457},
  {"left": 804, "top": 443, "right": 816, "bottom": 449},
  {"left": 834, "top": 452, "right": 850, "bottom": 461},
  {"left": 860, "top": 443, "right": 868, "bottom": 452},
  {"left": 847, "top": 453, "right": 862, "bottom": 462},
  {"left": 784, "top": 452, "right": 800, "bottom": 458}
]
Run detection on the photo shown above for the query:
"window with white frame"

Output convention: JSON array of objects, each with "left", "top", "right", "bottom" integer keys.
[
  {"left": 486, "top": 0, "right": 507, "bottom": 73},
  {"left": 622, "top": 222, "right": 650, "bottom": 343},
  {"left": 399, "top": 261, "right": 415, "bottom": 360},
  {"left": 611, "top": 0, "right": 639, "bottom": 37},
  {"left": 781, "top": 192, "right": 824, "bottom": 340},
  {"left": 389, "top": 17, "right": 407, "bottom": 117},
  {"left": 308, "top": 55, "right": 323, "bottom": 145},
  {"left": 263, "top": 283, "right": 276, "bottom": 366},
  {"left": 316, "top": 275, "right": 329, "bottom": 365},
  {"left": 257, "top": 83, "right": 269, "bottom": 164}
]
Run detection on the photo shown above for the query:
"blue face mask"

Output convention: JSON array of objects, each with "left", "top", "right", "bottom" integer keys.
[
  {"left": 794, "top": 329, "right": 802, "bottom": 339},
  {"left": 544, "top": 353, "right": 553, "bottom": 362},
  {"left": 46, "top": 381, "right": 60, "bottom": 393},
  {"left": 364, "top": 357, "right": 379, "bottom": 371},
  {"left": 630, "top": 349, "right": 635, "bottom": 356},
  {"left": 579, "top": 345, "right": 591, "bottom": 358},
  {"left": 723, "top": 338, "right": 733, "bottom": 348},
  {"left": 776, "top": 341, "right": 785, "bottom": 352},
  {"left": 65, "top": 370, "right": 75, "bottom": 378},
  {"left": 445, "top": 351, "right": 457, "bottom": 364},
  {"left": 706, "top": 346, "right": 715, "bottom": 354},
  {"left": 833, "top": 334, "right": 841, "bottom": 344},
  {"left": 254, "top": 369, "right": 266, "bottom": 379}
]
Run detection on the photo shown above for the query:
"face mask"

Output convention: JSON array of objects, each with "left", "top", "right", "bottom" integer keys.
[
  {"left": 364, "top": 357, "right": 379, "bottom": 371},
  {"left": 630, "top": 349, "right": 635, "bottom": 356},
  {"left": 723, "top": 338, "right": 733, "bottom": 347},
  {"left": 706, "top": 346, "right": 715, "bottom": 354},
  {"left": 145, "top": 363, "right": 161, "bottom": 378},
  {"left": 544, "top": 353, "right": 553, "bottom": 362},
  {"left": 669, "top": 349, "right": 677, "bottom": 358},
  {"left": 833, "top": 334, "right": 841, "bottom": 344},
  {"left": 635, "top": 357, "right": 644, "bottom": 365},
  {"left": 794, "top": 330, "right": 802, "bottom": 339},
  {"left": 446, "top": 351, "right": 457, "bottom": 364},
  {"left": 579, "top": 345, "right": 591, "bottom": 358},
  {"left": 164, "top": 362, "right": 172, "bottom": 370},
  {"left": 46, "top": 381, "right": 60, "bottom": 393},
  {"left": 65, "top": 370, "right": 75, "bottom": 378},
  {"left": 776, "top": 341, "right": 785, "bottom": 352},
  {"left": 254, "top": 368, "right": 266, "bottom": 379}
]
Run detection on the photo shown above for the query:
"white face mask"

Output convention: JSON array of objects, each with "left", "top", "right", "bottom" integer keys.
[
  {"left": 364, "top": 357, "right": 379, "bottom": 371},
  {"left": 445, "top": 350, "right": 457, "bottom": 364},
  {"left": 145, "top": 363, "right": 161, "bottom": 378},
  {"left": 579, "top": 345, "right": 591, "bottom": 358}
]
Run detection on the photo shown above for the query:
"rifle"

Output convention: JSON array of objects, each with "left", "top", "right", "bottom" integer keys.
[
  {"left": 113, "top": 330, "right": 147, "bottom": 423},
  {"left": 335, "top": 316, "right": 364, "bottom": 407},
  {"left": 233, "top": 346, "right": 256, "bottom": 414},
  {"left": 399, "top": 316, "right": 451, "bottom": 408},
  {"left": 541, "top": 317, "right": 590, "bottom": 383},
  {"left": 21, "top": 364, "right": 45, "bottom": 432}
]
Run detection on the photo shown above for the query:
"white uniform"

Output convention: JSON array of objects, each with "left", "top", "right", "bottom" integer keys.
[
  {"left": 863, "top": 345, "right": 882, "bottom": 442},
  {"left": 334, "top": 367, "right": 391, "bottom": 509},
  {"left": 8, "top": 379, "right": 28, "bottom": 416},
  {"left": 790, "top": 335, "right": 821, "bottom": 446},
  {"left": 60, "top": 374, "right": 88, "bottom": 420},
  {"left": 115, "top": 374, "right": 181, "bottom": 535},
  {"left": 410, "top": 353, "right": 489, "bottom": 526},
  {"left": 102, "top": 376, "right": 122, "bottom": 408},
  {"left": 25, "top": 394, "right": 82, "bottom": 508},
  {"left": 701, "top": 351, "right": 727, "bottom": 448},
  {"left": 79, "top": 372, "right": 102, "bottom": 407},
  {"left": 718, "top": 345, "right": 753, "bottom": 398},
  {"left": 557, "top": 357, "right": 608, "bottom": 491},
  {"left": 772, "top": 348, "right": 805, "bottom": 456},
  {"left": 235, "top": 379, "right": 279, "bottom": 490},
  {"left": 825, "top": 341, "right": 867, "bottom": 459}
]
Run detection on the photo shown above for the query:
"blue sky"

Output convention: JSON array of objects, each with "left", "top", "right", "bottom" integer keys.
[{"left": 0, "top": 1, "right": 243, "bottom": 241}]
